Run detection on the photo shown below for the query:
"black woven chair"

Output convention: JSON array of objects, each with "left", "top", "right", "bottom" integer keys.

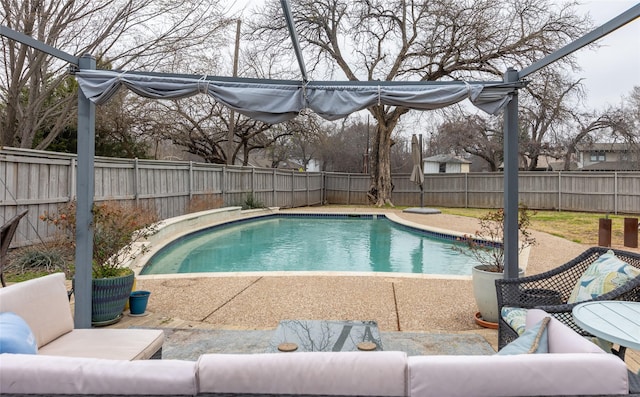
[
  {"left": 496, "top": 246, "right": 640, "bottom": 351},
  {"left": 0, "top": 209, "right": 28, "bottom": 287}
]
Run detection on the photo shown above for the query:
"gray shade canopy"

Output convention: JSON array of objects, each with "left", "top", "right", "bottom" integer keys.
[{"left": 75, "top": 70, "right": 518, "bottom": 123}]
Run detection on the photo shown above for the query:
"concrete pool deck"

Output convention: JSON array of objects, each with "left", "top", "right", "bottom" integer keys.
[{"left": 108, "top": 207, "right": 639, "bottom": 370}]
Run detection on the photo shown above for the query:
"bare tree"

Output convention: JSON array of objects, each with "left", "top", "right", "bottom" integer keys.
[
  {"left": 628, "top": 86, "right": 640, "bottom": 123},
  {"left": 435, "top": 111, "right": 504, "bottom": 171},
  {"left": 314, "top": 118, "right": 369, "bottom": 172},
  {"left": 519, "top": 68, "right": 584, "bottom": 170},
  {"left": 143, "top": 96, "right": 275, "bottom": 165},
  {"left": 92, "top": 90, "right": 152, "bottom": 158},
  {"left": 249, "top": 0, "right": 590, "bottom": 205},
  {"left": 0, "top": 0, "right": 231, "bottom": 149},
  {"left": 285, "top": 113, "right": 326, "bottom": 171},
  {"left": 559, "top": 87, "right": 640, "bottom": 170},
  {"left": 435, "top": 83, "right": 640, "bottom": 172}
]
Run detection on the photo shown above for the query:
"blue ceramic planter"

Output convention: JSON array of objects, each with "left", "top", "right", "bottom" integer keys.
[
  {"left": 129, "top": 290, "right": 151, "bottom": 315},
  {"left": 90, "top": 272, "right": 135, "bottom": 325}
]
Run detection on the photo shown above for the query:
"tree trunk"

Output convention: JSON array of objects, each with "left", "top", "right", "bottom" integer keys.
[{"left": 368, "top": 107, "right": 403, "bottom": 206}]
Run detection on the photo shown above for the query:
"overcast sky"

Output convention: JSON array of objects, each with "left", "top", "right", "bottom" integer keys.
[
  {"left": 571, "top": 1, "right": 639, "bottom": 109},
  {"left": 227, "top": 0, "right": 639, "bottom": 111}
]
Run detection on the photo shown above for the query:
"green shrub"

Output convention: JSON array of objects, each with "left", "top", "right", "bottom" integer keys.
[
  {"left": 242, "top": 194, "right": 264, "bottom": 210},
  {"left": 40, "top": 201, "right": 159, "bottom": 278},
  {"left": 6, "top": 243, "right": 72, "bottom": 281},
  {"left": 454, "top": 205, "right": 537, "bottom": 273}
]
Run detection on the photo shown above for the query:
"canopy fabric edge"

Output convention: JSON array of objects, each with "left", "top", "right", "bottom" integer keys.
[{"left": 74, "top": 69, "right": 519, "bottom": 123}]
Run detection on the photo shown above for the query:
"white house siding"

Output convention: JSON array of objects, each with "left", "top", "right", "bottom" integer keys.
[
  {"left": 423, "top": 162, "right": 440, "bottom": 173},
  {"left": 446, "top": 163, "right": 462, "bottom": 173},
  {"left": 423, "top": 161, "right": 470, "bottom": 174}
]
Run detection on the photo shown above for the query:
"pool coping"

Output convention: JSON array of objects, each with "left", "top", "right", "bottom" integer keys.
[{"left": 131, "top": 207, "right": 529, "bottom": 280}]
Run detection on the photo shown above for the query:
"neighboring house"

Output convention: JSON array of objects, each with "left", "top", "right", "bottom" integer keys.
[
  {"left": 524, "top": 155, "right": 563, "bottom": 171},
  {"left": 547, "top": 160, "right": 579, "bottom": 171},
  {"left": 423, "top": 154, "right": 471, "bottom": 174},
  {"left": 576, "top": 143, "right": 640, "bottom": 171},
  {"left": 306, "top": 159, "right": 322, "bottom": 172},
  {"left": 496, "top": 155, "right": 568, "bottom": 172}
]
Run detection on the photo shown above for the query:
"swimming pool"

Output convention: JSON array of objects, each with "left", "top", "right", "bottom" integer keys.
[{"left": 140, "top": 214, "right": 492, "bottom": 276}]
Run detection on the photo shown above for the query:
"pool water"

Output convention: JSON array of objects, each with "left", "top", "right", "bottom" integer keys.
[{"left": 141, "top": 215, "right": 487, "bottom": 276}]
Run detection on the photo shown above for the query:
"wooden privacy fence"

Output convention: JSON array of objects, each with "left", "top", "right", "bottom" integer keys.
[
  {"left": 325, "top": 171, "right": 640, "bottom": 214},
  {"left": 2, "top": 147, "right": 640, "bottom": 247},
  {"left": 0, "top": 148, "right": 323, "bottom": 246}
]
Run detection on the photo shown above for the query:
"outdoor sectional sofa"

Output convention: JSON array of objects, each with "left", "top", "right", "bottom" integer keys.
[
  {"left": 0, "top": 272, "right": 163, "bottom": 360},
  {"left": 0, "top": 273, "right": 635, "bottom": 396}
]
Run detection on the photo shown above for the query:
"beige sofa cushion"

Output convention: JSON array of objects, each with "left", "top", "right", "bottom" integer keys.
[
  {"left": 0, "top": 273, "right": 73, "bottom": 348},
  {"left": 38, "top": 328, "right": 164, "bottom": 360},
  {"left": 198, "top": 351, "right": 408, "bottom": 396},
  {"left": 408, "top": 353, "right": 629, "bottom": 397},
  {"left": 0, "top": 353, "right": 197, "bottom": 395},
  {"left": 409, "top": 309, "right": 628, "bottom": 397}
]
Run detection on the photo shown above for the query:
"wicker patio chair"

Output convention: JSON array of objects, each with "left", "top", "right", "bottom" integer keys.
[
  {"left": 631, "top": 370, "right": 640, "bottom": 395},
  {"left": 0, "top": 209, "right": 28, "bottom": 287},
  {"left": 496, "top": 246, "right": 640, "bottom": 352}
]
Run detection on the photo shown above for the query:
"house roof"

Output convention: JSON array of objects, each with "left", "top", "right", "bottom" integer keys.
[
  {"left": 424, "top": 154, "right": 471, "bottom": 164},
  {"left": 576, "top": 143, "right": 634, "bottom": 152},
  {"left": 548, "top": 161, "right": 579, "bottom": 171},
  {"left": 498, "top": 155, "right": 562, "bottom": 171},
  {"left": 580, "top": 161, "right": 639, "bottom": 171}
]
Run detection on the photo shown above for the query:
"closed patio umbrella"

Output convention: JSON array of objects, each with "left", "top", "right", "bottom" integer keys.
[{"left": 409, "top": 134, "right": 424, "bottom": 207}]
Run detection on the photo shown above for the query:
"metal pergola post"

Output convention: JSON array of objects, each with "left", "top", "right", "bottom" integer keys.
[
  {"left": 74, "top": 54, "right": 96, "bottom": 328},
  {"left": 0, "top": 25, "right": 94, "bottom": 327},
  {"left": 502, "top": 67, "right": 520, "bottom": 280},
  {"left": 280, "top": 0, "right": 308, "bottom": 82},
  {"left": 499, "top": 2, "right": 639, "bottom": 279}
]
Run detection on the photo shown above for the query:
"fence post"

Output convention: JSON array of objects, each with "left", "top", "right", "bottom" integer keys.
[
  {"left": 614, "top": 172, "right": 618, "bottom": 215},
  {"left": 322, "top": 172, "right": 326, "bottom": 205},
  {"left": 221, "top": 166, "right": 227, "bottom": 206},
  {"left": 188, "top": 161, "right": 193, "bottom": 201},
  {"left": 70, "top": 157, "right": 76, "bottom": 202},
  {"left": 465, "top": 173, "right": 468, "bottom": 208},
  {"left": 558, "top": 171, "right": 562, "bottom": 212},
  {"left": 134, "top": 158, "right": 140, "bottom": 205},
  {"left": 306, "top": 172, "right": 309, "bottom": 206},
  {"left": 347, "top": 174, "right": 351, "bottom": 205},
  {"left": 273, "top": 169, "right": 277, "bottom": 207},
  {"left": 291, "top": 170, "right": 295, "bottom": 208},
  {"left": 251, "top": 167, "right": 255, "bottom": 199}
]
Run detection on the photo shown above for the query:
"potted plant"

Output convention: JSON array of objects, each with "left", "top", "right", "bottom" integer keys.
[
  {"left": 42, "top": 201, "right": 158, "bottom": 325},
  {"left": 455, "top": 205, "right": 536, "bottom": 326}
]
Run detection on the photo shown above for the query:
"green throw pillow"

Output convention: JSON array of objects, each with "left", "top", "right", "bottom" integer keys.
[
  {"left": 567, "top": 250, "right": 640, "bottom": 304},
  {"left": 497, "top": 317, "right": 550, "bottom": 355}
]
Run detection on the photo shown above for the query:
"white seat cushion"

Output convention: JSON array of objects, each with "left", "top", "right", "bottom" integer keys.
[
  {"left": 0, "top": 273, "right": 74, "bottom": 347},
  {"left": 38, "top": 328, "right": 164, "bottom": 360}
]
